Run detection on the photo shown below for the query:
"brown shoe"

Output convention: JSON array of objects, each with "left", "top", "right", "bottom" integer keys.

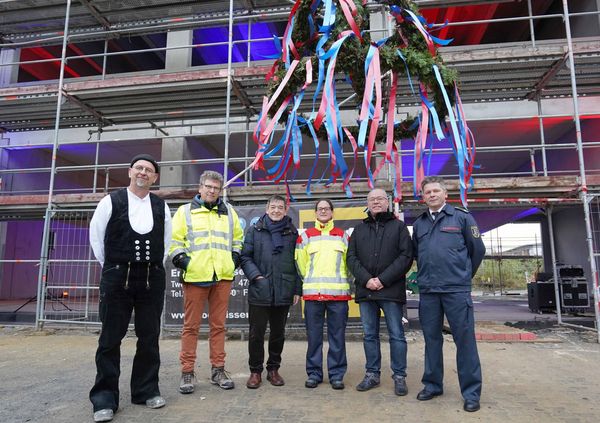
[
  {"left": 266, "top": 369, "right": 285, "bottom": 386},
  {"left": 246, "top": 372, "right": 262, "bottom": 389}
]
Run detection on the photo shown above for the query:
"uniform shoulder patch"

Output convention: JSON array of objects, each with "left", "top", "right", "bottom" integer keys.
[
  {"left": 471, "top": 226, "right": 481, "bottom": 238},
  {"left": 455, "top": 206, "right": 470, "bottom": 213}
]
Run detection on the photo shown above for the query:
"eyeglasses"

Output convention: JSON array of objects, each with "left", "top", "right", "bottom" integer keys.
[
  {"left": 203, "top": 184, "right": 221, "bottom": 192},
  {"left": 316, "top": 207, "right": 332, "bottom": 212},
  {"left": 132, "top": 165, "right": 155, "bottom": 174},
  {"left": 368, "top": 196, "right": 388, "bottom": 203}
]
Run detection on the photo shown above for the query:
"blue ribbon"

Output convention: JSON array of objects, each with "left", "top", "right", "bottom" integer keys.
[{"left": 433, "top": 64, "right": 471, "bottom": 206}]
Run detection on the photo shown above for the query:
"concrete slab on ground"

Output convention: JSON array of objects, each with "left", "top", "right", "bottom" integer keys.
[{"left": 1, "top": 326, "right": 599, "bottom": 423}]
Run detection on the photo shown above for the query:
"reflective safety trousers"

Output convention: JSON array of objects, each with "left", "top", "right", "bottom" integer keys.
[
  {"left": 295, "top": 220, "right": 351, "bottom": 301},
  {"left": 169, "top": 202, "right": 243, "bottom": 283}
]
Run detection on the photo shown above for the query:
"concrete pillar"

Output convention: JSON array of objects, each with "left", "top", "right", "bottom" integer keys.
[
  {"left": 369, "top": 8, "right": 387, "bottom": 43},
  {"left": 0, "top": 222, "right": 7, "bottom": 297},
  {"left": 596, "top": 0, "right": 600, "bottom": 33},
  {"left": 165, "top": 30, "right": 193, "bottom": 71},
  {"left": 160, "top": 137, "right": 187, "bottom": 190},
  {"left": 0, "top": 48, "right": 19, "bottom": 87}
]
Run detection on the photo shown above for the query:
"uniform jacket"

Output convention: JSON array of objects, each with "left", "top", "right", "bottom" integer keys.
[
  {"left": 240, "top": 215, "right": 302, "bottom": 306},
  {"left": 169, "top": 195, "right": 243, "bottom": 284},
  {"left": 295, "top": 219, "right": 351, "bottom": 301},
  {"left": 347, "top": 211, "right": 413, "bottom": 303},
  {"left": 412, "top": 204, "right": 486, "bottom": 293}
]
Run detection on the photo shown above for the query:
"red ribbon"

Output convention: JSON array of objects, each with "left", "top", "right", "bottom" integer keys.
[{"left": 339, "top": 0, "right": 363, "bottom": 42}]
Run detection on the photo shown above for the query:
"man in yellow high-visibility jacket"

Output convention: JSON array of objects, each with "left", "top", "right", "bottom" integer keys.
[
  {"left": 296, "top": 199, "right": 351, "bottom": 390},
  {"left": 169, "top": 170, "right": 243, "bottom": 395}
]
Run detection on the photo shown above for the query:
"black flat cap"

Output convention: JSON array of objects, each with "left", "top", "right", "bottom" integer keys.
[{"left": 130, "top": 154, "right": 159, "bottom": 174}]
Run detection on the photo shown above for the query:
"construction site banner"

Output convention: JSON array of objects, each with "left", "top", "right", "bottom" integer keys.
[{"left": 163, "top": 200, "right": 367, "bottom": 327}]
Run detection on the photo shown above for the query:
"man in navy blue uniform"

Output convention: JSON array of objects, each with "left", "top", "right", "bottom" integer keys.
[{"left": 412, "top": 176, "right": 485, "bottom": 412}]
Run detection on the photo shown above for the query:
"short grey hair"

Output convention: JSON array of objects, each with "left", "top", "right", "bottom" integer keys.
[
  {"left": 199, "top": 170, "right": 224, "bottom": 187},
  {"left": 421, "top": 176, "right": 447, "bottom": 192}
]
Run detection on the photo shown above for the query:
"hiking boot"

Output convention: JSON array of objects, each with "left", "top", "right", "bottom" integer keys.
[
  {"left": 356, "top": 372, "right": 380, "bottom": 391},
  {"left": 393, "top": 375, "right": 408, "bottom": 396},
  {"left": 211, "top": 366, "right": 235, "bottom": 390},
  {"left": 179, "top": 371, "right": 196, "bottom": 394}
]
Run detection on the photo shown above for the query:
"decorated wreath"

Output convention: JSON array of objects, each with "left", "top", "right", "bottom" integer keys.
[{"left": 251, "top": 0, "right": 475, "bottom": 205}]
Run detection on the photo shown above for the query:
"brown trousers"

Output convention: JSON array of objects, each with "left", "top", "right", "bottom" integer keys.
[{"left": 180, "top": 281, "right": 232, "bottom": 373}]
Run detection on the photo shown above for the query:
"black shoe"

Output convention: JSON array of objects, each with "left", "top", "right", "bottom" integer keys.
[
  {"left": 392, "top": 375, "right": 408, "bottom": 396},
  {"left": 305, "top": 378, "right": 320, "bottom": 388},
  {"left": 416, "top": 389, "right": 443, "bottom": 401},
  {"left": 356, "top": 373, "right": 380, "bottom": 392},
  {"left": 464, "top": 399, "right": 480, "bottom": 412},
  {"left": 330, "top": 380, "right": 345, "bottom": 390}
]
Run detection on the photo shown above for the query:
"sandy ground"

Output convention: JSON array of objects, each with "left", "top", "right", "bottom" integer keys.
[{"left": 1, "top": 325, "right": 599, "bottom": 423}]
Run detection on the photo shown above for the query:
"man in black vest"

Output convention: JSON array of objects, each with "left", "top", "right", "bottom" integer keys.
[{"left": 89, "top": 154, "right": 172, "bottom": 422}]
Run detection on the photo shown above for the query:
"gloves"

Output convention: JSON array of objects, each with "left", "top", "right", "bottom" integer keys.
[
  {"left": 172, "top": 253, "right": 191, "bottom": 271},
  {"left": 232, "top": 252, "right": 241, "bottom": 269}
]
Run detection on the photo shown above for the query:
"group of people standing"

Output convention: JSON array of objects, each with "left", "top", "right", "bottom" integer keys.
[{"left": 88, "top": 154, "right": 486, "bottom": 423}]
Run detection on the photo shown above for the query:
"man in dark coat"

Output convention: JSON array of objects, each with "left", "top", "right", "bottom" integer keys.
[
  {"left": 347, "top": 188, "right": 413, "bottom": 396},
  {"left": 412, "top": 176, "right": 485, "bottom": 413},
  {"left": 240, "top": 194, "right": 301, "bottom": 389}
]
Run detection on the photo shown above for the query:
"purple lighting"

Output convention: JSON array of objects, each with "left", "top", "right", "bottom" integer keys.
[
  {"left": 192, "top": 22, "right": 286, "bottom": 66},
  {"left": 399, "top": 135, "right": 452, "bottom": 181}
]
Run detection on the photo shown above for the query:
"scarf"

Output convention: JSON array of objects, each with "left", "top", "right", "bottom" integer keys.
[{"left": 264, "top": 215, "right": 289, "bottom": 254}]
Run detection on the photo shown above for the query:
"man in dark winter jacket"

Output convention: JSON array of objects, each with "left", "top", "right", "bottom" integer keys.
[
  {"left": 240, "top": 195, "right": 301, "bottom": 389},
  {"left": 347, "top": 188, "right": 413, "bottom": 396},
  {"left": 412, "top": 176, "right": 485, "bottom": 413}
]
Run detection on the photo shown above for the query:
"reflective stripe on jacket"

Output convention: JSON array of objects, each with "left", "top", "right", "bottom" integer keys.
[
  {"left": 295, "top": 220, "right": 351, "bottom": 301},
  {"left": 169, "top": 199, "right": 243, "bottom": 283}
]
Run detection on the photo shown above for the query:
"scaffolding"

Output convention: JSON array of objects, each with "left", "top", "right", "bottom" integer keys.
[{"left": 0, "top": 0, "right": 599, "bottom": 340}]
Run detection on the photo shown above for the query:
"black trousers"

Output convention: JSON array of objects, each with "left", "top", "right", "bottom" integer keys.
[
  {"left": 248, "top": 304, "right": 290, "bottom": 373},
  {"left": 89, "top": 262, "right": 165, "bottom": 412}
]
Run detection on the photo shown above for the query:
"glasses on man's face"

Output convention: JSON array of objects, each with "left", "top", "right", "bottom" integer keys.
[
  {"left": 368, "top": 196, "right": 388, "bottom": 203},
  {"left": 203, "top": 184, "right": 221, "bottom": 192},
  {"left": 132, "top": 165, "right": 155, "bottom": 174},
  {"left": 316, "top": 207, "right": 332, "bottom": 213}
]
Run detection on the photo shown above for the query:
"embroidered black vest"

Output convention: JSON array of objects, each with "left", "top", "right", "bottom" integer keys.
[{"left": 104, "top": 188, "right": 165, "bottom": 264}]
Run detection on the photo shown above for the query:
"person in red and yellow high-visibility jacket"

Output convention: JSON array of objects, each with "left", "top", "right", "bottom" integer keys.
[
  {"left": 169, "top": 170, "right": 243, "bottom": 395},
  {"left": 295, "top": 199, "right": 351, "bottom": 390}
]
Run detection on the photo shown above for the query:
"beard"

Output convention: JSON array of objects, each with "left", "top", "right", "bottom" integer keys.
[{"left": 135, "top": 178, "right": 149, "bottom": 188}]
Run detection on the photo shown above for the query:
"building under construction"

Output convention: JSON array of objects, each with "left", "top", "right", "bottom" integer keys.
[{"left": 0, "top": 1, "right": 599, "bottom": 338}]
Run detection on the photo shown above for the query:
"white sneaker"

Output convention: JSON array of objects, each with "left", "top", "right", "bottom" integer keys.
[
  {"left": 146, "top": 396, "right": 166, "bottom": 409},
  {"left": 93, "top": 409, "right": 114, "bottom": 422}
]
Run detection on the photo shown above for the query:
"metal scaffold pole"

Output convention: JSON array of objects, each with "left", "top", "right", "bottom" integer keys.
[
  {"left": 547, "top": 206, "right": 563, "bottom": 325},
  {"left": 562, "top": 0, "right": 600, "bottom": 342},
  {"left": 35, "top": 0, "right": 72, "bottom": 329},
  {"left": 222, "top": 0, "right": 235, "bottom": 202}
]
